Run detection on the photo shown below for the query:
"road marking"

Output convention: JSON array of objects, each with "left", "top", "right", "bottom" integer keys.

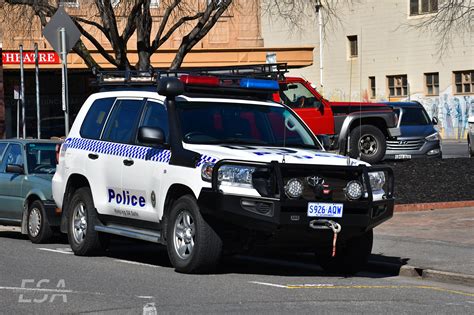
[
  {"left": 114, "top": 259, "right": 159, "bottom": 268},
  {"left": 248, "top": 281, "right": 288, "bottom": 288},
  {"left": 38, "top": 248, "right": 73, "bottom": 255},
  {"left": 137, "top": 296, "right": 154, "bottom": 299},
  {"left": 0, "top": 286, "right": 73, "bottom": 293},
  {"left": 250, "top": 282, "right": 474, "bottom": 297}
]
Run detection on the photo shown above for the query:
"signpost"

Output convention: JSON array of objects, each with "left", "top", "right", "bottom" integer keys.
[
  {"left": 42, "top": 7, "right": 81, "bottom": 136},
  {"left": 19, "top": 45, "right": 25, "bottom": 138}
]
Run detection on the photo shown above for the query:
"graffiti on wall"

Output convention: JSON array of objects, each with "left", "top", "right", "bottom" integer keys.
[{"left": 407, "top": 86, "right": 474, "bottom": 140}]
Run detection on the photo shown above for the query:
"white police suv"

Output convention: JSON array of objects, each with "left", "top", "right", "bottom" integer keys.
[{"left": 53, "top": 68, "right": 394, "bottom": 274}]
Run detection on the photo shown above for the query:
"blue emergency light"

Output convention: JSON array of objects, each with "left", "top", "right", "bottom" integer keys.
[{"left": 239, "top": 78, "right": 279, "bottom": 91}]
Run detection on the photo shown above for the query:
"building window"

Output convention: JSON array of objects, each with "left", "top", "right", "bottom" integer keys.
[
  {"left": 369, "top": 76, "right": 376, "bottom": 99},
  {"left": 425, "top": 72, "right": 439, "bottom": 95},
  {"left": 150, "top": 0, "right": 160, "bottom": 7},
  {"left": 387, "top": 75, "right": 408, "bottom": 97},
  {"left": 347, "top": 35, "right": 358, "bottom": 58},
  {"left": 454, "top": 70, "right": 474, "bottom": 94},
  {"left": 410, "top": 0, "right": 438, "bottom": 16},
  {"left": 59, "top": 0, "right": 79, "bottom": 7}
]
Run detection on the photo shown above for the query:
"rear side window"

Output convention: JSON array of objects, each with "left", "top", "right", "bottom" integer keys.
[
  {"left": 102, "top": 99, "right": 144, "bottom": 144},
  {"left": 80, "top": 98, "right": 116, "bottom": 139}
]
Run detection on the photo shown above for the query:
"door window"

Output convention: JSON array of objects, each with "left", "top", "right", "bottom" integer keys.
[
  {"left": 0, "top": 143, "right": 8, "bottom": 166},
  {"left": 1, "top": 144, "right": 23, "bottom": 172},
  {"left": 103, "top": 99, "right": 144, "bottom": 144},
  {"left": 280, "top": 82, "right": 321, "bottom": 109},
  {"left": 140, "top": 100, "right": 169, "bottom": 143}
]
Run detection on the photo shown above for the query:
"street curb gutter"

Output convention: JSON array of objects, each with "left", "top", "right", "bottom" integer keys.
[
  {"left": 394, "top": 200, "right": 474, "bottom": 212},
  {"left": 367, "top": 260, "right": 474, "bottom": 287}
]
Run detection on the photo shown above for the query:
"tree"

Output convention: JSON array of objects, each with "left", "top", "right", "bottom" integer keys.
[
  {"left": 2, "top": 0, "right": 232, "bottom": 70},
  {"left": 410, "top": 0, "right": 473, "bottom": 55}
]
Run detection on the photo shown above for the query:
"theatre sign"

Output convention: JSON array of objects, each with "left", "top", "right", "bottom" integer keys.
[{"left": 2, "top": 51, "right": 60, "bottom": 64}]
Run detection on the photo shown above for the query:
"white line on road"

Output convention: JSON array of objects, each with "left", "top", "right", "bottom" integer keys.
[
  {"left": 38, "top": 248, "right": 73, "bottom": 255},
  {"left": 249, "top": 281, "right": 288, "bottom": 288},
  {"left": 0, "top": 286, "right": 73, "bottom": 293},
  {"left": 114, "top": 259, "right": 159, "bottom": 268}
]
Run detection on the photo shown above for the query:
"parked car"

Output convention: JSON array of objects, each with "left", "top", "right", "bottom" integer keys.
[
  {"left": 383, "top": 102, "right": 441, "bottom": 160},
  {"left": 53, "top": 70, "right": 394, "bottom": 274},
  {"left": 468, "top": 116, "right": 474, "bottom": 157},
  {"left": 0, "top": 139, "right": 62, "bottom": 243}
]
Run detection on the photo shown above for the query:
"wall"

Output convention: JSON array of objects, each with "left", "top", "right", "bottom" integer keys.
[{"left": 261, "top": 0, "right": 474, "bottom": 139}]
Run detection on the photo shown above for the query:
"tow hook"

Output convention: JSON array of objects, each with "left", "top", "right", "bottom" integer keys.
[{"left": 309, "top": 219, "right": 342, "bottom": 257}]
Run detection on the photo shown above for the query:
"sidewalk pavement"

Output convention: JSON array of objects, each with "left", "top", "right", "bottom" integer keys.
[{"left": 370, "top": 206, "right": 474, "bottom": 284}]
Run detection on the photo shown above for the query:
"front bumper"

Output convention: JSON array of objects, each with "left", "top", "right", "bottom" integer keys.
[
  {"left": 384, "top": 139, "right": 441, "bottom": 160},
  {"left": 198, "top": 160, "right": 394, "bottom": 245}
]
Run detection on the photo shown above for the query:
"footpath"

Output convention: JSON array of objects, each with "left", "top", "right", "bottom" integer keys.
[{"left": 368, "top": 206, "right": 474, "bottom": 286}]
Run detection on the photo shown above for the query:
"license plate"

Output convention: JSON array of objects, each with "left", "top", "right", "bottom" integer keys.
[
  {"left": 307, "top": 202, "right": 343, "bottom": 218},
  {"left": 395, "top": 154, "right": 411, "bottom": 159}
]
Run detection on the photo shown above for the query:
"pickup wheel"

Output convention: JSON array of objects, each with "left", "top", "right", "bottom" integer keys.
[
  {"left": 27, "top": 200, "right": 53, "bottom": 244},
  {"left": 317, "top": 229, "right": 373, "bottom": 275},
  {"left": 349, "top": 125, "right": 386, "bottom": 164},
  {"left": 166, "top": 195, "right": 222, "bottom": 274},
  {"left": 68, "top": 187, "right": 108, "bottom": 256}
]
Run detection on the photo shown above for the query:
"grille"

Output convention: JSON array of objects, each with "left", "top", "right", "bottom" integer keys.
[{"left": 386, "top": 139, "right": 425, "bottom": 151}]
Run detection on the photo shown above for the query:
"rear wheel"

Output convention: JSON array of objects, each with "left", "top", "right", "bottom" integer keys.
[
  {"left": 166, "top": 195, "right": 222, "bottom": 273},
  {"left": 317, "top": 229, "right": 373, "bottom": 275},
  {"left": 27, "top": 200, "right": 53, "bottom": 244},
  {"left": 68, "top": 187, "right": 108, "bottom": 256},
  {"left": 349, "top": 125, "right": 386, "bottom": 164}
]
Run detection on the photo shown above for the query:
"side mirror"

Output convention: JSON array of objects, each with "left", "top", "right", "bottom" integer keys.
[
  {"left": 316, "top": 135, "right": 332, "bottom": 150},
  {"left": 432, "top": 116, "right": 438, "bottom": 125},
  {"left": 6, "top": 164, "right": 24, "bottom": 174},
  {"left": 138, "top": 126, "right": 165, "bottom": 146}
]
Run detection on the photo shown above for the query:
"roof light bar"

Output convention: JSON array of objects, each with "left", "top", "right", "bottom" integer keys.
[
  {"left": 239, "top": 78, "right": 279, "bottom": 91},
  {"left": 180, "top": 75, "right": 220, "bottom": 86}
]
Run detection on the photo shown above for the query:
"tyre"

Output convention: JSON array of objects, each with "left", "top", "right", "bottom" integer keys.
[
  {"left": 166, "top": 195, "right": 222, "bottom": 273},
  {"left": 27, "top": 200, "right": 53, "bottom": 244},
  {"left": 316, "top": 229, "right": 373, "bottom": 275},
  {"left": 67, "top": 187, "right": 108, "bottom": 256},
  {"left": 349, "top": 125, "right": 386, "bottom": 164}
]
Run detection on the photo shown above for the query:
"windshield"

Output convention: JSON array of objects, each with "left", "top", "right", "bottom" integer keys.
[
  {"left": 26, "top": 143, "right": 57, "bottom": 174},
  {"left": 400, "top": 107, "right": 431, "bottom": 126},
  {"left": 176, "top": 101, "right": 321, "bottom": 149}
]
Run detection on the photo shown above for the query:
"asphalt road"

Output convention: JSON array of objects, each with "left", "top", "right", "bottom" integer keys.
[
  {"left": 442, "top": 140, "right": 470, "bottom": 158},
  {"left": 0, "top": 228, "right": 473, "bottom": 314}
]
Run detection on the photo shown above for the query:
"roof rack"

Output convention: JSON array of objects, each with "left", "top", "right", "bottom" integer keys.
[{"left": 93, "top": 63, "right": 287, "bottom": 87}]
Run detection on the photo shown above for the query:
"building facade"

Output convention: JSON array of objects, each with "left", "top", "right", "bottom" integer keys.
[
  {"left": 262, "top": 0, "right": 474, "bottom": 139},
  {"left": 0, "top": 0, "right": 313, "bottom": 138}
]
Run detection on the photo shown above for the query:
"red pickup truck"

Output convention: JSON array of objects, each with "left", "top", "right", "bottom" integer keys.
[{"left": 276, "top": 77, "right": 400, "bottom": 164}]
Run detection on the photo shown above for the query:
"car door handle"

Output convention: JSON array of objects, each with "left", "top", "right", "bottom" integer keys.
[
  {"left": 88, "top": 153, "right": 99, "bottom": 160},
  {"left": 123, "top": 158, "right": 134, "bottom": 166}
]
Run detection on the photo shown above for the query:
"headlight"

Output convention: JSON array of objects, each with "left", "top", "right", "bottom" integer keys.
[
  {"left": 201, "top": 161, "right": 214, "bottom": 182},
  {"left": 218, "top": 165, "right": 256, "bottom": 188},
  {"left": 425, "top": 132, "right": 440, "bottom": 141},
  {"left": 368, "top": 171, "right": 385, "bottom": 191}
]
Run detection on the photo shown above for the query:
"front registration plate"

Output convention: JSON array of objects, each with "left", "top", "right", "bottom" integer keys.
[
  {"left": 395, "top": 154, "right": 412, "bottom": 159},
  {"left": 307, "top": 202, "right": 343, "bottom": 218}
]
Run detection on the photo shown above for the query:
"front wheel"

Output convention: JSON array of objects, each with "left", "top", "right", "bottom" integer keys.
[
  {"left": 166, "top": 195, "right": 222, "bottom": 273},
  {"left": 27, "top": 200, "right": 53, "bottom": 244},
  {"left": 317, "top": 229, "right": 373, "bottom": 275},
  {"left": 349, "top": 125, "right": 386, "bottom": 164},
  {"left": 67, "top": 187, "right": 108, "bottom": 256}
]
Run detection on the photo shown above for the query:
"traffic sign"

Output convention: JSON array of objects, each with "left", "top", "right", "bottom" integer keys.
[{"left": 42, "top": 6, "right": 81, "bottom": 57}]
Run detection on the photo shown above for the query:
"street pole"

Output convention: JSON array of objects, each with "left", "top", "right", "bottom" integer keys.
[
  {"left": 59, "top": 27, "right": 70, "bottom": 135},
  {"left": 34, "top": 43, "right": 41, "bottom": 139},
  {"left": 16, "top": 99, "right": 19, "bottom": 138},
  {"left": 316, "top": 2, "right": 324, "bottom": 91},
  {"left": 19, "top": 45, "right": 26, "bottom": 138}
]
